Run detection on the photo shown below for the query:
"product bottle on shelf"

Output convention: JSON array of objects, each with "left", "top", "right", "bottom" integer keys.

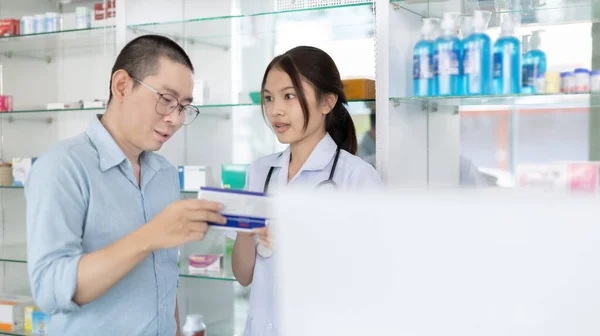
[
  {"left": 463, "top": 10, "right": 493, "bottom": 96},
  {"left": 493, "top": 14, "right": 521, "bottom": 95},
  {"left": 413, "top": 18, "right": 440, "bottom": 97},
  {"left": 433, "top": 12, "right": 461, "bottom": 96},
  {"left": 522, "top": 30, "right": 547, "bottom": 94},
  {"left": 460, "top": 15, "right": 474, "bottom": 96},
  {"left": 182, "top": 314, "right": 206, "bottom": 336}
]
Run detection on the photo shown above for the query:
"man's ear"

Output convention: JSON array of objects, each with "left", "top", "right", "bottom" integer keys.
[
  {"left": 321, "top": 93, "right": 338, "bottom": 115},
  {"left": 110, "top": 70, "right": 130, "bottom": 103}
]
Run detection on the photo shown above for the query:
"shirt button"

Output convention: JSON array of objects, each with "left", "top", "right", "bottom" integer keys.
[
  {"left": 267, "top": 323, "right": 273, "bottom": 329},
  {"left": 156, "top": 264, "right": 160, "bottom": 270}
]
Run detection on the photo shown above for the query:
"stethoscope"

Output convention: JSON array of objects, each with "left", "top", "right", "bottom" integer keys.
[
  {"left": 256, "top": 147, "right": 342, "bottom": 258},
  {"left": 262, "top": 147, "right": 341, "bottom": 194}
]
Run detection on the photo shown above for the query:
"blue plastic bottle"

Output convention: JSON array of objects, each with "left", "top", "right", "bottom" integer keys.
[
  {"left": 463, "top": 10, "right": 492, "bottom": 96},
  {"left": 413, "top": 18, "right": 439, "bottom": 97},
  {"left": 522, "top": 30, "right": 547, "bottom": 94},
  {"left": 434, "top": 12, "right": 461, "bottom": 96},
  {"left": 493, "top": 14, "right": 521, "bottom": 95},
  {"left": 459, "top": 16, "right": 473, "bottom": 96}
]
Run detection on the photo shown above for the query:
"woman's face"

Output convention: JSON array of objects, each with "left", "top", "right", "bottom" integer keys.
[{"left": 262, "top": 67, "right": 331, "bottom": 145}]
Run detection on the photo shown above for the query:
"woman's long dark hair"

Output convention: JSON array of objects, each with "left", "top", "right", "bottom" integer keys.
[{"left": 261, "top": 46, "right": 358, "bottom": 155}]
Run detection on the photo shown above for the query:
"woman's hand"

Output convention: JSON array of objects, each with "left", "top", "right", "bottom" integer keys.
[{"left": 253, "top": 227, "right": 272, "bottom": 249}]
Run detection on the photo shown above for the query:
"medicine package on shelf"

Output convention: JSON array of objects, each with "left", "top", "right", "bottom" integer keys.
[{"left": 197, "top": 187, "right": 268, "bottom": 232}]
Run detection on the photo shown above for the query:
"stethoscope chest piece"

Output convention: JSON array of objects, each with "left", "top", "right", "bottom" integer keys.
[
  {"left": 256, "top": 242, "right": 274, "bottom": 258},
  {"left": 256, "top": 220, "right": 274, "bottom": 258}
]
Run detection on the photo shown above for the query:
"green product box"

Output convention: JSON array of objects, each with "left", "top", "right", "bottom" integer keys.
[{"left": 221, "top": 164, "right": 249, "bottom": 190}]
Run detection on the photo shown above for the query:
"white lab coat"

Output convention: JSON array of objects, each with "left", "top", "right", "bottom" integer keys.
[{"left": 231, "top": 133, "right": 382, "bottom": 336}]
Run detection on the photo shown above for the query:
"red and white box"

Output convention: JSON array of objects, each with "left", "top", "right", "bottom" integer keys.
[
  {"left": 94, "top": 0, "right": 116, "bottom": 20},
  {"left": 0, "top": 19, "right": 20, "bottom": 37},
  {"left": 0, "top": 96, "right": 13, "bottom": 112}
]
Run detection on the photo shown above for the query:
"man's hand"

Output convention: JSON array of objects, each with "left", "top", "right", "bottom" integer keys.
[{"left": 144, "top": 199, "right": 227, "bottom": 250}]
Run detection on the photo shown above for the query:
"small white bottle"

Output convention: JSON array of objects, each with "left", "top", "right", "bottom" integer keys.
[{"left": 182, "top": 314, "right": 206, "bottom": 336}]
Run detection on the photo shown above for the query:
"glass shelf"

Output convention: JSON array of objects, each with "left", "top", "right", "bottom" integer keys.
[
  {"left": 179, "top": 266, "right": 236, "bottom": 282},
  {"left": 0, "top": 244, "right": 236, "bottom": 282},
  {"left": 390, "top": 93, "right": 599, "bottom": 109},
  {"left": 0, "top": 27, "right": 117, "bottom": 61},
  {"left": 390, "top": 0, "right": 599, "bottom": 27},
  {"left": 4, "top": 99, "right": 374, "bottom": 116},
  {"left": 128, "top": 2, "right": 375, "bottom": 51},
  {"left": 0, "top": 330, "right": 29, "bottom": 336},
  {"left": 0, "top": 244, "right": 27, "bottom": 264}
]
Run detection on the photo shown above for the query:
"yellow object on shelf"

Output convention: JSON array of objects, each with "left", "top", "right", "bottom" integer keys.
[
  {"left": 342, "top": 78, "right": 375, "bottom": 100},
  {"left": 545, "top": 72, "right": 561, "bottom": 93}
]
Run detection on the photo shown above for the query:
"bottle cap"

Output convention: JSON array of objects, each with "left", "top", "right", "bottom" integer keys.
[
  {"left": 574, "top": 68, "right": 590, "bottom": 74},
  {"left": 421, "top": 18, "right": 440, "bottom": 40},
  {"left": 441, "top": 12, "right": 460, "bottom": 35},
  {"left": 530, "top": 30, "right": 544, "bottom": 49},
  {"left": 460, "top": 16, "right": 473, "bottom": 38},
  {"left": 472, "top": 10, "right": 491, "bottom": 33},
  {"left": 500, "top": 14, "right": 516, "bottom": 36}
]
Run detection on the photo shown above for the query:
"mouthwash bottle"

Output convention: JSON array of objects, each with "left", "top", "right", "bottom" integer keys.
[
  {"left": 493, "top": 14, "right": 521, "bottom": 95},
  {"left": 413, "top": 18, "right": 439, "bottom": 97},
  {"left": 460, "top": 16, "right": 474, "bottom": 96},
  {"left": 522, "top": 30, "right": 547, "bottom": 94},
  {"left": 433, "top": 12, "right": 461, "bottom": 96},
  {"left": 463, "top": 10, "right": 492, "bottom": 96}
]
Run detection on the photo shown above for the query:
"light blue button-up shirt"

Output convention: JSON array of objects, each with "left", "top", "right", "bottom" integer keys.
[
  {"left": 231, "top": 133, "right": 383, "bottom": 336},
  {"left": 25, "top": 116, "right": 181, "bottom": 336}
]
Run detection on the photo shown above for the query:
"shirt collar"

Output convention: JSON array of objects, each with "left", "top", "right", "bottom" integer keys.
[
  {"left": 85, "top": 115, "right": 127, "bottom": 172},
  {"left": 85, "top": 115, "right": 162, "bottom": 173},
  {"left": 271, "top": 133, "right": 338, "bottom": 171}
]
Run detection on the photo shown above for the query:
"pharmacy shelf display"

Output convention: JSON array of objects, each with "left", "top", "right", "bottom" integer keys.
[
  {"left": 378, "top": 0, "right": 600, "bottom": 190},
  {"left": 0, "top": 1, "right": 376, "bottom": 335}
]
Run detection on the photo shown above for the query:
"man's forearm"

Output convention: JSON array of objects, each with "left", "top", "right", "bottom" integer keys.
[
  {"left": 73, "top": 226, "right": 154, "bottom": 306},
  {"left": 231, "top": 234, "right": 256, "bottom": 287}
]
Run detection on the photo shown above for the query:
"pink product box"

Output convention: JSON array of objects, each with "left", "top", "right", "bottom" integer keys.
[
  {"left": 0, "top": 96, "right": 13, "bottom": 112},
  {"left": 188, "top": 254, "right": 223, "bottom": 273}
]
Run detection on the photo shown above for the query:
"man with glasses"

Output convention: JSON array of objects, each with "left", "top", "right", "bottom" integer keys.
[{"left": 25, "top": 34, "right": 224, "bottom": 335}]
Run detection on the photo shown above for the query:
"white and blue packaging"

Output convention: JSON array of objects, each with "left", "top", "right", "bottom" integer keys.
[
  {"left": 33, "top": 14, "right": 45, "bottom": 34},
  {"left": 45, "top": 12, "right": 61, "bottom": 32},
  {"left": 198, "top": 187, "right": 268, "bottom": 232},
  {"left": 20, "top": 16, "right": 33, "bottom": 35}
]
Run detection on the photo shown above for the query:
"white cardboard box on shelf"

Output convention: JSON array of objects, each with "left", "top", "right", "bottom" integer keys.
[
  {"left": 0, "top": 294, "right": 34, "bottom": 332},
  {"left": 12, "top": 158, "right": 37, "bottom": 187},
  {"left": 178, "top": 166, "right": 212, "bottom": 191}
]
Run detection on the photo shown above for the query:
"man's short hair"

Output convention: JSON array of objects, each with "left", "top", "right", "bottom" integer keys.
[{"left": 108, "top": 34, "right": 194, "bottom": 103}]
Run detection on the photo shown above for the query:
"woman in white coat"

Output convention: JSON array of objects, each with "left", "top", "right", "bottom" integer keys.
[{"left": 231, "top": 45, "right": 383, "bottom": 336}]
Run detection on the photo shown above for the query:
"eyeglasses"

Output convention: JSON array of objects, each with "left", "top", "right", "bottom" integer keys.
[{"left": 131, "top": 76, "right": 200, "bottom": 126}]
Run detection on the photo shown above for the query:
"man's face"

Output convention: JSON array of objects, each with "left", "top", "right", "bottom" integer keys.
[{"left": 121, "top": 57, "right": 194, "bottom": 152}]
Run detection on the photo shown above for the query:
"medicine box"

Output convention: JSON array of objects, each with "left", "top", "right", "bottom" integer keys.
[
  {"left": 0, "top": 96, "right": 13, "bottom": 112},
  {"left": 198, "top": 187, "right": 268, "bottom": 232},
  {"left": 31, "top": 311, "right": 49, "bottom": 335},
  {"left": 342, "top": 78, "right": 375, "bottom": 100},
  {"left": 0, "top": 19, "right": 20, "bottom": 36},
  {"left": 12, "top": 158, "right": 37, "bottom": 187},
  {"left": 178, "top": 166, "right": 211, "bottom": 191},
  {"left": 221, "top": 164, "right": 249, "bottom": 190},
  {"left": 0, "top": 294, "right": 34, "bottom": 332}
]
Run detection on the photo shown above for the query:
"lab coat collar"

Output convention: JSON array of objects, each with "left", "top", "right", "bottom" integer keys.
[{"left": 271, "top": 133, "right": 338, "bottom": 171}]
